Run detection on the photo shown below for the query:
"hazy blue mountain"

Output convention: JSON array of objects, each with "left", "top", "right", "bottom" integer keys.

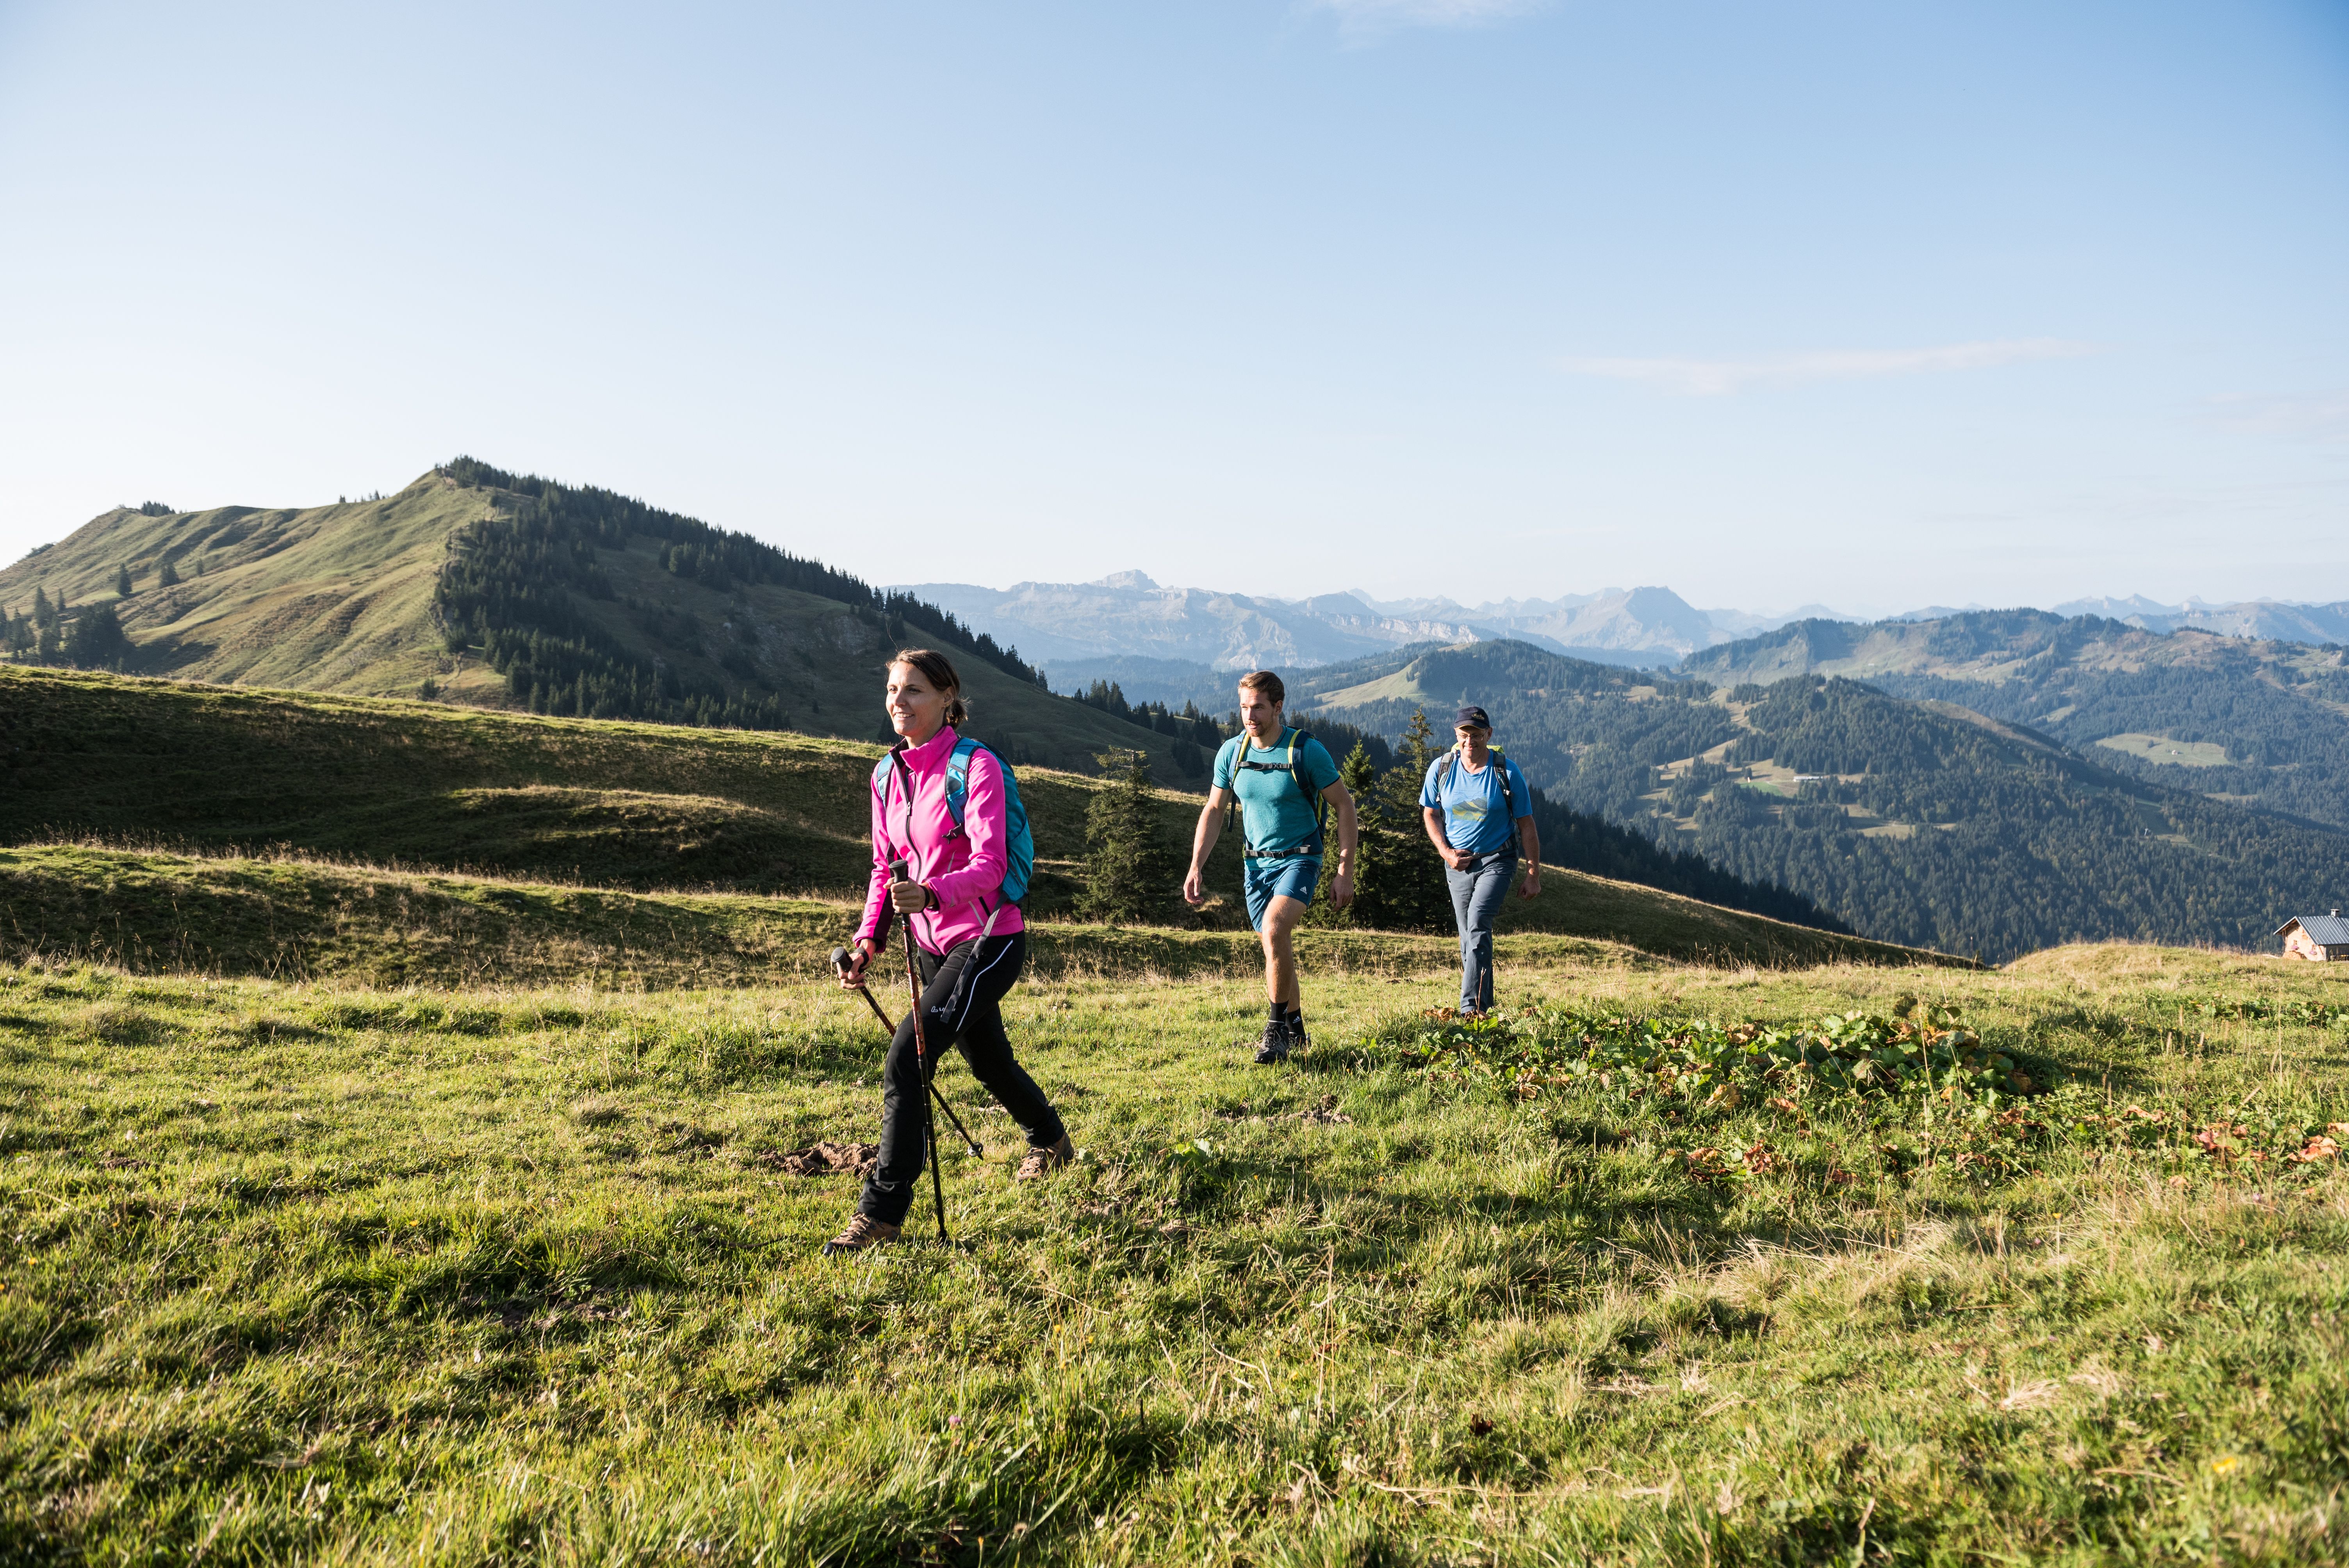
[
  {"left": 2050, "top": 596, "right": 2349, "bottom": 644},
  {"left": 896, "top": 574, "right": 1834, "bottom": 670},
  {"left": 896, "top": 574, "right": 1486, "bottom": 668}
]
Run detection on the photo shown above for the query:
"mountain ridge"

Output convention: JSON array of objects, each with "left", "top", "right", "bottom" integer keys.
[
  {"left": 0, "top": 464, "right": 1205, "bottom": 785},
  {"left": 1684, "top": 609, "right": 2349, "bottom": 830}
]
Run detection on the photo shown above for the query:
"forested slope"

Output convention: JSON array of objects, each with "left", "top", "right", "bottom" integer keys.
[
  {"left": 1685, "top": 610, "right": 2349, "bottom": 830},
  {"left": 1674, "top": 677, "right": 2349, "bottom": 959}
]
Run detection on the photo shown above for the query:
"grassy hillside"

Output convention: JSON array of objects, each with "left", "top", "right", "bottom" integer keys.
[
  {"left": 5, "top": 943, "right": 2347, "bottom": 1561},
  {"left": 1683, "top": 610, "right": 2349, "bottom": 830},
  {"left": 0, "top": 842, "right": 1948, "bottom": 985},
  {"left": 0, "top": 666, "right": 1187, "bottom": 911},
  {"left": 0, "top": 466, "right": 1197, "bottom": 786},
  {"left": 1, "top": 666, "right": 1939, "bottom": 966},
  {"left": 0, "top": 480, "right": 495, "bottom": 693},
  {"left": 1297, "top": 639, "right": 2349, "bottom": 960}
]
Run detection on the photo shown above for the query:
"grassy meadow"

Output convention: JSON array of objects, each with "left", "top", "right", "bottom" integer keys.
[{"left": 6, "top": 941, "right": 2349, "bottom": 1564}]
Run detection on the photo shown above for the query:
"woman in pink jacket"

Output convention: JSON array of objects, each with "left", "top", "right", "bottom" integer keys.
[{"left": 825, "top": 647, "right": 1074, "bottom": 1254}]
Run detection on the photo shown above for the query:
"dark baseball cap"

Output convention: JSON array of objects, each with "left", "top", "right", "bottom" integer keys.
[{"left": 1454, "top": 706, "right": 1492, "bottom": 730}]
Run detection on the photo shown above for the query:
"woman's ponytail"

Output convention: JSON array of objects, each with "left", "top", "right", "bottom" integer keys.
[{"left": 891, "top": 647, "right": 967, "bottom": 727}]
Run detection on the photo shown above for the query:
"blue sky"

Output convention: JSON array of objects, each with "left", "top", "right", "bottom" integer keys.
[{"left": 1, "top": 0, "right": 2343, "bottom": 615}]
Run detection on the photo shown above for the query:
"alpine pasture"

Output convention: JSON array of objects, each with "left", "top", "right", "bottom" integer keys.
[{"left": 5, "top": 674, "right": 2349, "bottom": 1564}]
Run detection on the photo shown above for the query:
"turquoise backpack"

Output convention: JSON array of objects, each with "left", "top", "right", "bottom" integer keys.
[{"left": 874, "top": 736, "right": 1035, "bottom": 906}]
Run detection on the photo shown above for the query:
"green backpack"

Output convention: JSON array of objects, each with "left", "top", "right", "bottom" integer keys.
[{"left": 1230, "top": 727, "right": 1329, "bottom": 857}]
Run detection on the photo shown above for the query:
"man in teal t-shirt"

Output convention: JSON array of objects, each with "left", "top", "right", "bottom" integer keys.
[{"left": 1184, "top": 670, "right": 1358, "bottom": 1064}]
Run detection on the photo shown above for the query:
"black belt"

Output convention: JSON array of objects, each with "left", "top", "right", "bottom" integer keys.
[
  {"left": 1455, "top": 849, "right": 1517, "bottom": 871},
  {"left": 1243, "top": 846, "right": 1321, "bottom": 860}
]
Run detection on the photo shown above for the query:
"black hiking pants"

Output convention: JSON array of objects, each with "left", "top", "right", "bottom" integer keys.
[{"left": 857, "top": 930, "right": 1064, "bottom": 1226}]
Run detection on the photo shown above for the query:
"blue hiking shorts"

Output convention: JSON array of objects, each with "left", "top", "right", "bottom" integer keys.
[{"left": 1242, "top": 854, "right": 1322, "bottom": 931}]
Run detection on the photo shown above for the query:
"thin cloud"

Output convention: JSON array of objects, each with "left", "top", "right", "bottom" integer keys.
[
  {"left": 1561, "top": 339, "right": 2099, "bottom": 396},
  {"left": 1306, "top": 0, "right": 1548, "bottom": 37},
  {"left": 2207, "top": 390, "right": 2349, "bottom": 445}
]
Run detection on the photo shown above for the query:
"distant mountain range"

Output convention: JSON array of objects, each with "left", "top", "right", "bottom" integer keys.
[
  {"left": 897, "top": 574, "right": 1839, "bottom": 680},
  {"left": 2047, "top": 596, "right": 2349, "bottom": 645},
  {"left": 897, "top": 572, "right": 2349, "bottom": 690}
]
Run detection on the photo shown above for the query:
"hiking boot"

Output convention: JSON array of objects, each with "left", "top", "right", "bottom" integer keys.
[
  {"left": 1015, "top": 1134, "right": 1075, "bottom": 1181},
  {"left": 1253, "top": 1017, "right": 1291, "bottom": 1065},
  {"left": 821, "top": 1213, "right": 900, "bottom": 1256}
]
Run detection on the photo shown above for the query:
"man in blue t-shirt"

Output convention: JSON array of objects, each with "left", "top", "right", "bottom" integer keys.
[
  {"left": 1184, "top": 670, "right": 1358, "bottom": 1064},
  {"left": 1419, "top": 705, "right": 1542, "bottom": 1016}
]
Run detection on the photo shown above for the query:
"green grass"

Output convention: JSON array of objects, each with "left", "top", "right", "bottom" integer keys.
[
  {"left": 0, "top": 843, "right": 1952, "bottom": 985},
  {"left": 5, "top": 943, "right": 2349, "bottom": 1563},
  {"left": 2094, "top": 734, "right": 2233, "bottom": 769}
]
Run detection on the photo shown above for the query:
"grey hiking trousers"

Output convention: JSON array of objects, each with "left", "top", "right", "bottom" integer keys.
[{"left": 1446, "top": 851, "right": 1516, "bottom": 1013}]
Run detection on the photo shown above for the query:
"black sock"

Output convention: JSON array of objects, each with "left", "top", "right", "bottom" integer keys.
[
  {"left": 1286, "top": 1005, "right": 1304, "bottom": 1032},
  {"left": 1268, "top": 1001, "right": 1285, "bottom": 1022}
]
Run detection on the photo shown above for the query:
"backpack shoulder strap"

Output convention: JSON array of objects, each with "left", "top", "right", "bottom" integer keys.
[
  {"left": 943, "top": 735, "right": 982, "bottom": 828},
  {"left": 939, "top": 737, "right": 996, "bottom": 831},
  {"left": 1288, "top": 729, "right": 1330, "bottom": 845}
]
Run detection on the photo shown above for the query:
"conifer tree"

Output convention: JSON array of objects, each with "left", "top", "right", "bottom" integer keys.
[
  {"left": 30, "top": 587, "right": 54, "bottom": 629},
  {"left": 158, "top": 558, "right": 181, "bottom": 588},
  {"left": 114, "top": 563, "right": 134, "bottom": 597},
  {"left": 63, "top": 600, "right": 129, "bottom": 669},
  {"left": 1078, "top": 749, "right": 1178, "bottom": 926},
  {"left": 1372, "top": 707, "right": 1450, "bottom": 932},
  {"left": 1309, "top": 741, "right": 1384, "bottom": 927}
]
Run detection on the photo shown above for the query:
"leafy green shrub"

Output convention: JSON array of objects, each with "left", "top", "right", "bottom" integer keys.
[{"left": 1358, "top": 996, "right": 2034, "bottom": 1108}]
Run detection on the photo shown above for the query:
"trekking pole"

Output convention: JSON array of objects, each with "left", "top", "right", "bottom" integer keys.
[
  {"left": 830, "top": 946, "right": 983, "bottom": 1157},
  {"left": 889, "top": 862, "right": 952, "bottom": 1243}
]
